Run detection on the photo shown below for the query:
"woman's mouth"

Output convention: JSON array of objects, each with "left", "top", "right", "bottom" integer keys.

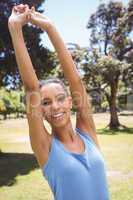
[{"left": 52, "top": 112, "right": 65, "bottom": 120}]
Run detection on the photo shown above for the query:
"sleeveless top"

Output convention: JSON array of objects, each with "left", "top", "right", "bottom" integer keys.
[{"left": 42, "top": 128, "right": 110, "bottom": 200}]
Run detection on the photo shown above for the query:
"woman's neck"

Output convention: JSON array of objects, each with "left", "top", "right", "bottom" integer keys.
[{"left": 52, "top": 122, "right": 77, "bottom": 143}]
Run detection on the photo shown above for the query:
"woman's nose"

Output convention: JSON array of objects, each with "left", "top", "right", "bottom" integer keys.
[{"left": 52, "top": 101, "right": 60, "bottom": 111}]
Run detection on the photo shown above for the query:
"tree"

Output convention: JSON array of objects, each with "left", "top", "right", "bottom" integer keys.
[
  {"left": 85, "top": 1, "right": 133, "bottom": 129},
  {"left": 87, "top": 1, "right": 125, "bottom": 56},
  {"left": 0, "top": 0, "right": 55, "bottom": 89},
  {"left": 94, "top": 56, "right": 128, "bottom": 129},
  {"left": 87, "top": 0, "right": 133, "bottom": 84}
]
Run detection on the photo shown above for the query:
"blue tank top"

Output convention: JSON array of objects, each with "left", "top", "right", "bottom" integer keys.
[{"left": 42, "top": 128, "right": 109, "bottom": 200}]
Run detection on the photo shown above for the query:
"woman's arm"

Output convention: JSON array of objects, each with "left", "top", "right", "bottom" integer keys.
[
  {"left": 8, "top": 5, "right": 38, "bottom": 91},
  {"left": 8, "top": 5, "right": 51, "bottom": 167},
  {"left": 47, "top": 26, "right": 100, "bottom": 148},
  {"left": 29, "top": 9, "right": 100, "bottom": 148}
]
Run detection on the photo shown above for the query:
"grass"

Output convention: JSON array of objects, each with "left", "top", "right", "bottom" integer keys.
[
  {"left": 0, "top": 113, "right": 133, "bottom": 200},
  {"left": 100, "top": 133, "right": 133, "bottom": 200}
]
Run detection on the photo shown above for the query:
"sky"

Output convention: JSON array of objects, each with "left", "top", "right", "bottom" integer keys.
[{"left": 41, "top": 0, "right": 129, "bottom": 50}]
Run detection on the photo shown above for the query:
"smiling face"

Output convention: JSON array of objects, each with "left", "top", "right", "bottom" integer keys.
[{"left": 40, "top": 82, "right": 72, "bottom": 129}]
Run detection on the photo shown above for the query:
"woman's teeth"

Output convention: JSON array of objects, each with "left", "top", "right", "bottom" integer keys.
[{"left": 53, "top": 113, "right": 64, "bottom": 118}]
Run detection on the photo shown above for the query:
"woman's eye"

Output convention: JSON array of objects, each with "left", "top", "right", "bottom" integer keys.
[
  {"left": 43, "top": 101, "right": 51, "bottom": 106},
  {"left": 57, "top": 95, "right": 65, "bottom": 102}
]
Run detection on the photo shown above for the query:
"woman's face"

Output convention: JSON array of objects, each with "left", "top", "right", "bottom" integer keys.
[{"left": 40, "top": 83, "right": 72, "bottom": 129}]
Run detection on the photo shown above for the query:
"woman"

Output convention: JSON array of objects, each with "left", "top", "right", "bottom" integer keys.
[{"left": 8, "top": 4, "right": 109, "bottom": 200}]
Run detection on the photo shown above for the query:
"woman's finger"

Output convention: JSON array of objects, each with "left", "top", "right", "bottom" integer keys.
[
  {"left": 24, "top": 4, "right": 29, "bottom": 10},
  {"left": 31, "top": 6, "right": 35, "bottom": 12},
  {"left": 25, "top": 5, "right": 30, "bottom": 13},
  {"left": 26, "top": 10, "right": 31, "bottom": 20},
  {"left": 12, "top": 6, "right": 17, "bottom": 13}
]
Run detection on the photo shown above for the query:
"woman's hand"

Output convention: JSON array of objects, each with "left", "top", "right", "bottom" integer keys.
[
  {"left": 29, "top": 7, "right": 53, "bottom": 32},
  {"left": 8, "top": 4, "right": 30, "bottom": 29}
]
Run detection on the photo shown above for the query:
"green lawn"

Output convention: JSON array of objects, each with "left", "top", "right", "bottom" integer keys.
[{"left": 0, "top": 113, "right": 133, "bottom": 200}]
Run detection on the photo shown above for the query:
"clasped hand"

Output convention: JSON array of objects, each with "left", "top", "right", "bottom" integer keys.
[{"left": 8, "top": 4, "right": 52, "bottom": 31}]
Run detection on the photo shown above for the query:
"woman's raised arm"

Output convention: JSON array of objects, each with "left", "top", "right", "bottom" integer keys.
[
  {"left": 8, "top": 5, "right": 51, "bottom": 167},
  {"left": 8, "top": 5, "right": 39, "bottom": 91}
]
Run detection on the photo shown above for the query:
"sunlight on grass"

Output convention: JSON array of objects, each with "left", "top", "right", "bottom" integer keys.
[{"left": 0, "top": 114, "right": 133, "bottom": 200}]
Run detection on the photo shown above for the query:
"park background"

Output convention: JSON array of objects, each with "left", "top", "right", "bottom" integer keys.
[{"left": 0, "top": 0, "right": 133, "bottom": 199}]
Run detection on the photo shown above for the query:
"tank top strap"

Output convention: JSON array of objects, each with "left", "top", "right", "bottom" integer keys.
[{"left": 75, "top": 127, "right": 98, "bottom": 148}]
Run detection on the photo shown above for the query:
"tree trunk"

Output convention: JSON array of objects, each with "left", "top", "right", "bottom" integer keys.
[{"left": 108, "top": 81, "right": 120, "bottom": 129}]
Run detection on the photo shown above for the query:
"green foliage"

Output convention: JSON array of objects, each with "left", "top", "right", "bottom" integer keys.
[
  {"left": 96, "top": 56, "right": 124, "bottom": 85},
  {"left": 0, "top": 87, "right": 25, "bottom": 119},
  {"left": 87, "top": 1, "right": 125, "bottom": 56},
  {"left": 0, "top": 0, "right": 55, "bottom": 88},
  {"left": 86, "top": 0, "right": 133, "bottom": 95}
]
